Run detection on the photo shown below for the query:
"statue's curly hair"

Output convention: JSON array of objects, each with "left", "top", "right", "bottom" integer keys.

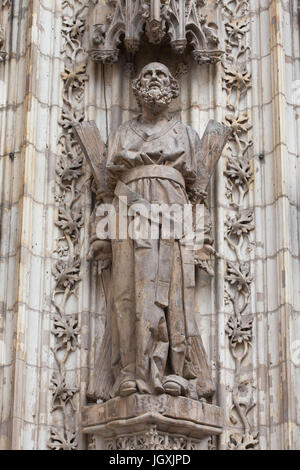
[{"left": 132, "top": 64, "right": 179, "bottom": 107}]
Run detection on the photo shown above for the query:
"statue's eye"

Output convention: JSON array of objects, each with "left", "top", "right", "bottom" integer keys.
[
  {"left": 144, "top": 72, "right": 152, "bottom": 79},
  {"left": 157, "top": 72, "right": 166, "bottom": 78}
]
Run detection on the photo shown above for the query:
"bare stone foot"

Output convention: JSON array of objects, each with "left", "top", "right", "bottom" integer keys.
[
  {"left": 119, "top": 380, "right": 137, "bottom": 397},
  {"left": 163, "top": 380, "right": 181, "bottom": 397}
]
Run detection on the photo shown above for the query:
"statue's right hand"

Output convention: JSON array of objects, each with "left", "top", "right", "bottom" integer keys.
[{"left": 87, "top": 238, "right": 112, "bottom": 261}]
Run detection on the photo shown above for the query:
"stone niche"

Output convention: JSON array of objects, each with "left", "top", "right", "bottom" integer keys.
[
  {"left": 82, "top": 394, "right": 223, "bottom": 450},
  {"left": 80, "top": 0, "right": 226, "bottom": 452}
]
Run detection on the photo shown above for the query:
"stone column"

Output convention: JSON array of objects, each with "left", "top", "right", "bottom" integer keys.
[
  {"left": 0, "top": 0, "right": 64, "bottom": 449},
  {"left": 248, "top": 0, "right": 300, "bottom": 449}
]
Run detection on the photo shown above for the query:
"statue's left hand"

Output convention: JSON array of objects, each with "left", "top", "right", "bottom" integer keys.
[
  {"left": 87, "top": 238, "right": 112, "bottom": 261},
  {"left": 194, "top": 245, "right": 216, "bottom": 277}
]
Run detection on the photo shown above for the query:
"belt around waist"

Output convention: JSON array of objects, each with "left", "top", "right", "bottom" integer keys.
[{"left": 121, "top": 165, "right": 185, "bottom": 188}]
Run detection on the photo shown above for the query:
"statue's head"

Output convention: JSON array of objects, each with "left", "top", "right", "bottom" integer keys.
[{"left": 132, "top": 62, "right": 179, "bottom": 112}]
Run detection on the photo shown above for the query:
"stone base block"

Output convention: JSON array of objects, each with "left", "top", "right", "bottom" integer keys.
[{"left": 82, "top": 394, "right": 223, "bottom": 450}]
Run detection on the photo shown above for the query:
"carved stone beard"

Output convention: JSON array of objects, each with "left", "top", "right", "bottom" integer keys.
[{"left": 138, "top": 84, "right": 173, "bottom": 113}]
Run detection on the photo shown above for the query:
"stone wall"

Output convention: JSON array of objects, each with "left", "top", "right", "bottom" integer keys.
[{"left": 0, "top": 0, "right": 299, "bottom": 450}]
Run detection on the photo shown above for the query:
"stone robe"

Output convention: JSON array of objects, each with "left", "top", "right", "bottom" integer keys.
[{"left": 88, "top": 116, "right": 215, "bottom": 401}]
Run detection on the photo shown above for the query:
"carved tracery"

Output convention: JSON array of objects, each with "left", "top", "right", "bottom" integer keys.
[{"left": 89, "top": 0, "right": 223, "bottom": 64}]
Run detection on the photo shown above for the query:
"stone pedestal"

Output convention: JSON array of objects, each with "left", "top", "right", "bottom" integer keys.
[{"left": 82, "top": 394, "right": 223, "bottom": 450}]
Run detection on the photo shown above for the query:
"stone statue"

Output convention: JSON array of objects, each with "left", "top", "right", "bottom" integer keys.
[{"left": 75, "top": 62, "right": 231, "bottom": 402}]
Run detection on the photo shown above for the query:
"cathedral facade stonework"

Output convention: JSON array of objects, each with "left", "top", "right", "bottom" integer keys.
[{"left": 0, "top": 0, "right": 300, "bottom": 451}]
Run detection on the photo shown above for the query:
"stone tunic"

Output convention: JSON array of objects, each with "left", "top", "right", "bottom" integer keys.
[{"left": 106, "top": 116, "right": 199, "bottom": 206}]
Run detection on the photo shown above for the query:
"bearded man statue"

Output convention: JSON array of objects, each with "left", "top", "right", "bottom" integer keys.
[{"left": 76, "top": 62, "right": 231, "bottom": 402}]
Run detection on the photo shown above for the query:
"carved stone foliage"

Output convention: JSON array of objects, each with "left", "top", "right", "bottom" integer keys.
[
  {"left": 217, "top": 0, "right": 258, "bottom": 449},
  {"left": 0, "top": 0, "right": 11, "bottom": 62},
  {"left": 48, "top": 429, "right": 78, "bottom": 451},
  {"left": 0, "top": 24, "right": 6, "bottom": 61},
  {"left": 48, "top": 0, "right": 90, "bottom": 451},
  {"left": 87, "top": 434, "right": 97, "bottom": 450},
  {"left": 89, "top": 0, "right": 223, "bottom": 64},
  {"left": 106, "top": 427, "right": 197, "bottom": 450}
]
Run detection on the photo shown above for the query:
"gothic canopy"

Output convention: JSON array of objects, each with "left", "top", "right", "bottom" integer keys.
[{"left": 89, "top": 0, "right": 223, "bottom": 65}]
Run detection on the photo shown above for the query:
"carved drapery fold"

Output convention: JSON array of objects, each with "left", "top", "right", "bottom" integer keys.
[{"left": 89, "top": 0, "right": 223, "bottom": 64}]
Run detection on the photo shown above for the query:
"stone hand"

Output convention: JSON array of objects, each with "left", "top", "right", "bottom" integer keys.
[
  {"left": 194, "top": 244, "right": 216, "bottom": 260},
  {"left": 87, "top": 238, "right": 112, "bottom": 261}
]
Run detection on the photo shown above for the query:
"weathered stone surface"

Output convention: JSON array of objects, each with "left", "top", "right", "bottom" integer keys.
[
  {"left": 88, "top": 0, "right": 223, "bottom": 65},
  {"left": 1, "top": 0, "right": 300, "bottom": 450},
  {"left": 82, "top": 394, "right": 223, "bottom": 430},
  {"left": 82, "top": 394, "right": 223, "bottom": 449}
]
